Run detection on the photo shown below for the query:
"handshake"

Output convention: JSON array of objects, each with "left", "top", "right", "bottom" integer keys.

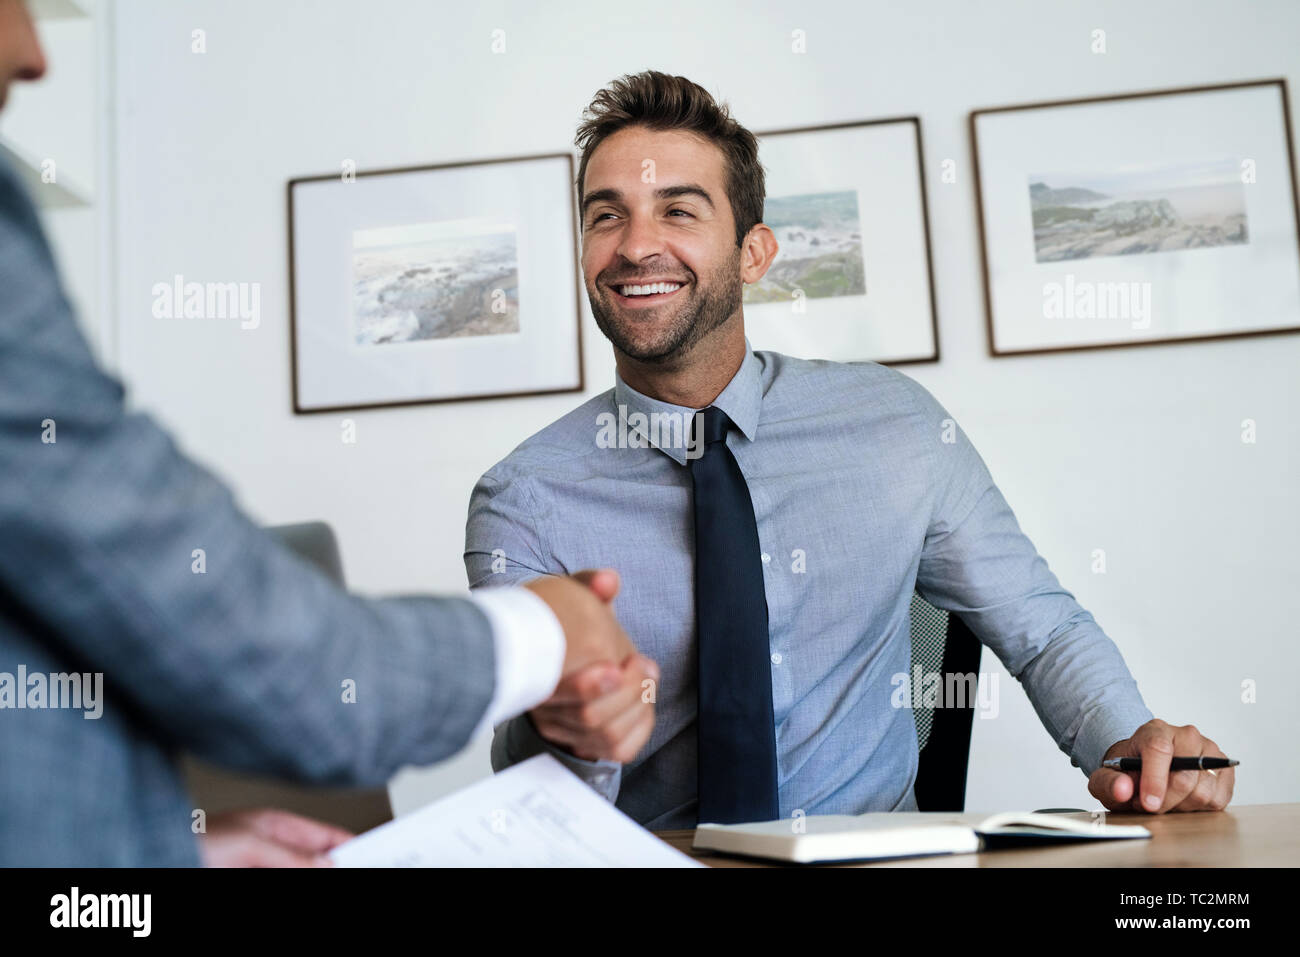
[{"left": 523, "top": 569, "right": 659, "bottom": 764}]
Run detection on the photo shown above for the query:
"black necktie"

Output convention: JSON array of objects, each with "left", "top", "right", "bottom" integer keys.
[{"left": 689, "top": 406, "right": 779, "bottom": 825}]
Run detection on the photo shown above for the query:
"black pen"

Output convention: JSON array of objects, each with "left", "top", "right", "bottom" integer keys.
[{"left": 1101, "top": 757, "right": 1239, "bottom": 771}]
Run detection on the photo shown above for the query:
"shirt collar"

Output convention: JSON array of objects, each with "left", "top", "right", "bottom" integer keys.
[{"left": 612, "top": 338, "right": 762, "bottom": 466}]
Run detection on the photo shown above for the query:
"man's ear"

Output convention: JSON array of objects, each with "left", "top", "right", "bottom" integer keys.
[{"left": 739, "top": 224, "right": 780, "bottom": 285}]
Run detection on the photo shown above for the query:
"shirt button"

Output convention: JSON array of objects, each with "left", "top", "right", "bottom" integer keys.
[
  {"left": 770, "top": 652, "right": 783, "bottom": 665},
  {"left": 761, "top": 552, "right": 771, "bottom": 564}
]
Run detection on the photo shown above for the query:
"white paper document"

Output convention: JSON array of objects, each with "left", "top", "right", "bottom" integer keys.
[{"left": 330, "top": 754, "right": 703, "bottom": 867}]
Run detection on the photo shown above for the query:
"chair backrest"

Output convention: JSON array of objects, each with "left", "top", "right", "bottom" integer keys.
[
  {"left": 179, "top": 522, "right": 394, "bottom": 834},
  {"left": 272, "top": 520, "right": 347, "bottom": 584},
  {"left": 908, "top": 593, "right": 982, "bottom": 812}
]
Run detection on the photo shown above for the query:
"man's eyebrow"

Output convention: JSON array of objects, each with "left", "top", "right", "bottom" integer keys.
[{"left": 580, "top": 183, "right": 716, "bottom": 217}]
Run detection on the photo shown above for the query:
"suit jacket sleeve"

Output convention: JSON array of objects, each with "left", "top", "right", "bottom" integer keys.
[{"left": 0, "top": 162, "right": 495, "bottom": 787}]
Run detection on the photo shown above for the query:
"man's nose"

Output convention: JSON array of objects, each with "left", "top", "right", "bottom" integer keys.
[
  {"left": 15, "top": 4, "right": 49, "bottom": 83},
  {"left": 18, "top": 42, "right": 48, "bottom": 82}
]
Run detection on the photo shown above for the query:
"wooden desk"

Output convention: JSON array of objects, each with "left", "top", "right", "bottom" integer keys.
[{"left": 655, "top": 803, "right": 1300, "bottom": 867}]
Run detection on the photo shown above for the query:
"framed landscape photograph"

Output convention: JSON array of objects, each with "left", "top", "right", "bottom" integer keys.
[
  {"left": 971, "top": 79, "right": 1300, "bottom": 356},
  {"left": 744, "top": 118, "right": 939, "bottom": 364},
  {"left": 288, "top": 152, "right": 583, "bottom": 413}
]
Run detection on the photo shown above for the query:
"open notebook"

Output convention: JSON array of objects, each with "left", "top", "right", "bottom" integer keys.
[{"left": 694, "top": 810, "right": 1151, "bottom": 864}]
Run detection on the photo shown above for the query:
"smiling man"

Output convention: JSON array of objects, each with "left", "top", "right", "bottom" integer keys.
[{"left": 465, "top": 70, "right": 1235, "bottom": 827}]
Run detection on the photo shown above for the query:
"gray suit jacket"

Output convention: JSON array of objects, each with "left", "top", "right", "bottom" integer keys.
[{"left": 0, "top": 158, "right": 495, "bottom": 865}]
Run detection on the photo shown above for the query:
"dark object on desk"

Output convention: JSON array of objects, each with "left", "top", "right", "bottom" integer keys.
[
  {"left": 179, "top": 522, "right": 394, "bottom": 833},
  {"left": 908, "top": 594, "right": 981, "bottom": 812}
]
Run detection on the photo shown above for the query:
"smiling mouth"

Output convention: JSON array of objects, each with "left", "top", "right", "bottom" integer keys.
[{"left": 608, "top": 281, "right": 687, "bottom": 307}]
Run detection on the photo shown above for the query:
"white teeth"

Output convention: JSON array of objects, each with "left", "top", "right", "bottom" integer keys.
[{"left": 618, "top": 282, "right": 682, "bottom": 297}]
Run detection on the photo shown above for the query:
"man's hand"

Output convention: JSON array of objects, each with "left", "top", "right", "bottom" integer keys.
[
  {"left": 198, "top": 808, "right": 353, "bottom": 867},
  {"left": 524, "top": 569, "right": 636, "bottom": 678},
  {"left": 1088, "top": 719, "right": 1235, "bottom": 813},
  {"left": 523, "top": 569, "right": 659, "bottom": 764}
]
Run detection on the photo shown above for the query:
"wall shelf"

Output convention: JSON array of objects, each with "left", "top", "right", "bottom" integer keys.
[
  {"left": 0, "top": 137, "right": 92, "bottom": 207},
  {"left": 30, "top": 0, "right": 90, "bottom": 20}
]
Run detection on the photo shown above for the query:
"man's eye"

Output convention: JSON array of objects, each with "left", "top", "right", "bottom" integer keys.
[{"left": 588, "top": 209, "right": 691, "bottom": 225}]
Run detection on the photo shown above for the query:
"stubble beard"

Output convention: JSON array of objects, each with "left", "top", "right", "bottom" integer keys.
[{"left": 588, "top": 249, "right": 744, "bottom": 365}]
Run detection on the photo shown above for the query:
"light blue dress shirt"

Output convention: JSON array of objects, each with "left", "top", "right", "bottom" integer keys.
[{"left": 465, "top": 341, "right": 1153, "bottom": 829}]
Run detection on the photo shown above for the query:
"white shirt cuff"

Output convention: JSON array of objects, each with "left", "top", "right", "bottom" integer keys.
[{"left": 467, "top": 586, "right": 566, "bottom": 739}]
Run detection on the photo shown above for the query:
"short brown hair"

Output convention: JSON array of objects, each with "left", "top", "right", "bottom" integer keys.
[{"left": 574, "top": 71, "right": 765, "bottom": 249}]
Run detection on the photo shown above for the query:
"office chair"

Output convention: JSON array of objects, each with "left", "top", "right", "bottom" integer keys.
[
  {"left": 179, "top": 521, "right": 394, "bottom": 834},
  {"left": 908, "top": 592, "right": 982, "bottom": 812}
]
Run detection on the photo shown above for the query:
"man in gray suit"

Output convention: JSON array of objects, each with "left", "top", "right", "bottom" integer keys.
[{"left": 0, "top": 0, "right": 651, "bottom": 866}]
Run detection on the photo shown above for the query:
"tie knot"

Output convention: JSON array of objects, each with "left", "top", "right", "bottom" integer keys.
[{"left": 695, "top": 406, "right": 732, "bottom": 446}]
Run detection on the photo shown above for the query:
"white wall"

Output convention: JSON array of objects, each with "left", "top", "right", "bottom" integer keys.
[{"left": 107, "top": 0, "right": 1300, "bottom": 815}]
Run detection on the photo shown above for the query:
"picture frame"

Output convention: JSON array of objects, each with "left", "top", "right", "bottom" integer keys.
[
  {"left": 744, "top": 117, "right": 939, "bottom": 365},
  {"left": 971, "top": 79, "right": 1300, "bottom": 357},
  {"left": 287, "top": 152, "right": 584, "bottom": 413}
]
